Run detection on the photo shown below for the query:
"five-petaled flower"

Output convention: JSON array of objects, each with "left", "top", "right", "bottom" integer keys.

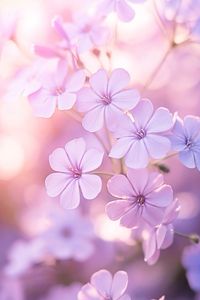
[
  {"left": 78, "top": 269, "right": 131, "bottom": 300},
  {"left": 28, "top": 60, "right": 85, "bottom": 118},
  {"left": 171, "top": 115, "right": 200, "bottom": 171},
  {"left": 106, "top": 168, "right": 173, "bottom": 228},
  {"left": 76, "top": 68, "right": 140, "bottom": 132},
  {"left": 109, "top": 99, "right": 173, "bottom": 169},
  {"left": 45, "top": 138, "right": 104, "bottom": 209}
]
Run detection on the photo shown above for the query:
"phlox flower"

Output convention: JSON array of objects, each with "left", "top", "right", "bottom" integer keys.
[
  {"left": 28, "top": 60, "right": 85, "bottom": 118},
  {"left": 78, "top": 269, "right": 131, "bottom": 300},
  {"left": 171, "top": 115, "right": 200, "bottom": 171},
  {"left": 109, "top": 99, "right": 173, "bottom": 169},
  {"left": 45, "top": 138, "right": 104, "bottom": 209},
  {"left": 41, "top": 210, "right": 94, "bottom": 261},
  {"left": 65, "top": 14, "right": 109, "bottom": 53},
  {"left": 98, "top": 0, "right": 146, "bottom": 22},
  {"left": 106, "top": 168, "right": 173, "bottom": 229},
  {"left": 143, "top": 199, "right": 180, "bottom": 265},
  {"left": 182, "top": 244, "right": 200, "bottom": 292},
  {"left": 76, "top": 68, "right": 140, "bottom": 132},
  {"left": 39, "top": 284, "right": 81, "bottom": 300}
]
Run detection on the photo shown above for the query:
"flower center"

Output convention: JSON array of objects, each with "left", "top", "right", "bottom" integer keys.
[
  {"left": 55, "top": 86, "right": 65, "bottom": 96},
  {"left": 185, "top": 137, "right": 193, "bottom": 149},
  {"left": 70, "top": 167, "right": 82, "bottom": 179},
  {"left": 136, "top": 195, "right": 145, "bottom": 206},
  {"left": 136, "top": 128, "right": 146, "bottom": 140},
  {"left": 101, "top": 94, "right": 112, "bottom": 106}
]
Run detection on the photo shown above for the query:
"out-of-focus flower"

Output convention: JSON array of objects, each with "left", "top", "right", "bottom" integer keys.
[
  {"left": 171, "top": 115, "right": 200, "bottom": 171},
  {"left": 0, "top": 11, "right": 18, "bottom": 56},
  {"left": 106, "top": 168, "right": 173, "bottom": 229},
  {"left": 5, "top": 239, "right": 46, "bottom": 276},
  {"left": 110, "top": 99, "right": 173, "bottom": 169},
  {"left": 76, "top": 68, "right": 140, "bottom": 132},
  {"left": 41, "top": 210, "right": 94, "bottom": 261},
  {"left": 65, "top": 14, "right": 109, "bottom": 53},
  {"left": 78, "top": 269, "right": 131, "bottom": 300},
  {"left": 39, "top": 283, "right": 81, "bottom": 300},
  {"left": 45, "top": 138, "right": 104, "bottom": 209},
  {"left": 182, "top": 244, "right": 200, "bottom": 292},
  {"left": 143, "top": 199, "right": 180, "bottom": 265},
  {"left": 98, "top": 0, "right": 146, "bottom": 22},
  {"left": 28, "top": 60, "right": 85, "bottom": 118}
]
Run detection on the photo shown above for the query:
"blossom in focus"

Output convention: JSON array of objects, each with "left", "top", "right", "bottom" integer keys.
[
  {"left": 28, "top": 60, "right": 85, "bottom": 118},
  {"left": 106, "top": 168, "right": 173, "bottom": 229},
  {"left": 45, "top": 138, "right": 104, "bottom": 209},
  {"left": 76, "top": 68, "right": 140, "bottom": 132},
  {"left": 39, "top": 284, "right": 81, "bottom": 300},
  {"left": 98, "top": 0, "right": 146, "bottom": 22},
  {"left": 41, "top": 210, "right": 94, "bottom": 261},
  {"left": 182, "top": 244, "right": 200, "bottom": 292},
  {"left": 110, "top": 99, "right": 173, "bottom": 169},
  {"left": 78, "top": 269, "right": 131, "bottom": 300},
  {"left": 143, "top": 199, "right": 180, "bottom": 265},
  {"left": 171, "top": 115, "right": 200, "bottom": 171}
]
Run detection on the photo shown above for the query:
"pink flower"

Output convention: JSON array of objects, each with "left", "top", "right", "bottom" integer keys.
[
  {"left": 76, "top": 68, "right": 140, "bottom": 132},
  {"left": 45, "top": 138, "right": 104, "bottom": 209},
  {"left": 65, "top": 14, "right": 109, "bottom": 53},
  {"left": 143, "top": 199, "right": 180, "bottom": 265},
  {"left": 28, "top": 60, "right": 85, "bottom": 118},
  {"left": 42, "top": 210, "right": 94, "bottom": 261},
  {"left": 109, "top": 99, "right": 173, "bottom": 169},
  {"left": 106, "top": 169, "right": 173, "bottom": 229},
  {"left": 78, "top": 269, "right": 131, "bottom": 300},
  {"left": 171, "top": 115, "right": 200, "bottom": 171},
  {"left": 98, "top": 0, "right": 146, "bottom": 22}
]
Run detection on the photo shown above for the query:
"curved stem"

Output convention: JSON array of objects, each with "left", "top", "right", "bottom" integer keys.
[{"left": 175, "top": 231, "right": 200, "bottom": 244}]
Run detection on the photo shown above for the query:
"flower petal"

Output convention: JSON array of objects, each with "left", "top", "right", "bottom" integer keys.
[
  {"left": 120, "top": 205, "right": 140, "bottom": 228},
  {"left": 109, "top": 137, "right": 133, "bottom": 159},
  {"left": 67, "top": 69, "right": 86, "bottom": 92},
  {"left": 91, "top": 269, "right": 112, "bottom": 298},
  {"left": 82, "top": 105, "right": 105, "bottom": 132},
  {"left": 28, "top": 89, "right": 56, "bottom": 118},
  {"left": 179, "top": 150, "right": 196, "bottom": 168},
  {"left": 127, "top": 168, "right": 149, "bottom": 194},
  {"left": 111, "top": 271, "right": 128, "bottom": 300},
  {"left": 79, "top": 174, "right": 102, "bottom": 199},
  {"left": 105, "top": 104, "right": 124, "bottom": 131},
  {"left": 89, "top": 69, "right": 108, "bottom": 96},
  {"left": 108, "top": 68, "right": 130, "bottom": 94},
  {"left": 147, "top": 107, "right": 173, "bottom": 133},
  {"left": 45, "top": 173, "right": 70, "bottom": 197},
  {"left": 65, "top": 138, "right": 86, "bottom": 167},
  {"left": 125, "top": 140, "right": 149, "bottom": 169},
  {"left": 132, "top": 99, "right": 153, "bottom": 129},
  {"left": 106, "top": 200, "right": 133, "bottom": 221},
  {"left": 76, "top": 87, "right": 99, "bottom": 112},
  {"left": 107, "top": 174, "right": 134, "bottom": 198},
  {"left": 81, "top": 149, "right": 104, "bottom": 172},
  {"left": 146, "top": 185, "right": 173, "bottom": 207},
  {"left": 60, "top": 179, "right": 80, "bottom": 209},
  {"left": 57, "top": 92, "right": 76, "bottom": 110},
  {"left": 116, "top": 0, "right": 135, "bottom": 22},
  {"left": 112, "top": 89, "right": 140, "bottom": 110},
  {"left": 49, "top": 148, "right": 70, "bottom": 172},
  {"left": 145, "top": 134, "right": 171, "bottom": 159}
]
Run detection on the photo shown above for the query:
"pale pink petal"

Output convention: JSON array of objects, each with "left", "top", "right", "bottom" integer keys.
[
  {"left": 77, "top": 34, "right": 93, "bottom": 53},
  {"left": 91, "top": 269, "right": 112, "bottom": 298},
  {"left": 33, "top": 45, "right": 60, "bottom": 58},
  {"left": 66, "top": 70, "right": 86, "bottom": 92},
  {"left": 147, "top": 107, "right": 173, "bottom": 133},
  {"left": 45, "top": 173, "right": 70, "bottom": 197},
  {"left": 109, "top": 138, "right": 133, "bottom": 159},
  {"left": 142, "top": 205, "right": 164, "bottom": 225},
  {"left": 55, "top": 59, "right": 68, "bottom": 87},
  {"left": 106, "top": 200, "right": 133, "bottom": 220},
  {"left": 120, "top": 206, "right": 140, "bottom": 228},
  {"left": 49, "top": 148, "right": 70, "bottom": 172},
  {"left": 160, "top": 225, "right": 174, "bottom": 249},
  {"left": 79, "top": 174, "right": 102, "bottom": 199},
  {"left": 52, "top": 15, "right": 70, "bottom": 45},
  {"left": 105, "top": 104, "right": 124, "bottom": 131},
  {"left": 156, "top": 225, "right": 167, "bottom": 249},
  {"left": 145, "top": 134, "right": 171, "bottom": 159},
  {"left": 80, "top": 149, "right": 104, "bottom": 172},
  {"left": 57, "top": 92, "right": 76, "bottom": 110},
  {"left": 107, "top": 174, "right": 134, "bottom": 198},
  {"left": 65, "top": 138, "right": 86, "bottom": 167},
  {"left": 116, "top": 0, "right": 135, "bottom": 22},
  {"left": 112, "top": 89, "right": 140, "bottom": 110},
  {"left": 76, "top": 87, "right": 99, "bottom": 112},
  {"left": 163, "top": 199, "right": 180, "bottom": 224},
  {"left": 111, "top": 271, "right": 128, "bottom": 300},
  {"left": 98, "top": 0, "right": 115, "bottom": 16},
  {"left": 82, "top": 105, "right": 105, "bottom": 132},
  {"left": 60, "top": 179, "right": 80, "bottom": 209},
  {"left": 125, "top": 140, "right": 149, "bottom": 169},
  {"left": 108, "top": 69, "right": 130, "bottom": 94},
  {"left": 78, "top": 283, "right": 100, "bottom": 300},
  {"left": 146, "top": 185, "right": 173, "bottom": 207},
  {"left": 90, "top": 25, "right": 109, "bottom": 46},
  {"left": 132, "top": 99, "right": 153, "bottom": 128},
  {"left": 179, "top": 150, "right": 195, "bottom": 168},
  {"left": 127, "top": 168, "right": 149, "bottom": 194},
  {"left": 144, "top": 173, "right": 164, "bottom": 194},
  {"left": 28, "top": 89, "right": 56, "bottom": 118},
  {"left": 143, "top": 230, "right": 157, "bottom": 261},
  {"left": 89, "top": 69, "right": 108, "bottom": 96}
]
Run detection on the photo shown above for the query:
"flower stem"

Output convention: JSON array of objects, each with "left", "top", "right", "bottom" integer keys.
[{"left": 175, "top": 231, "right": 200, "bottom": 244}]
